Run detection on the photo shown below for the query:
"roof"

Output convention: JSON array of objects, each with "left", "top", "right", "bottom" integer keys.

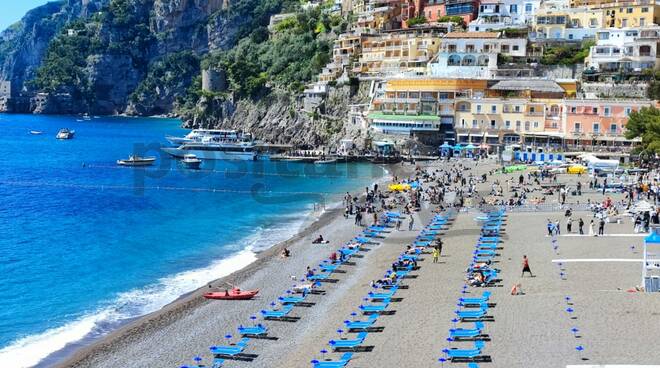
[
  {"left": 444, "top": 32, "right": 500, "bottom": 39},
  {"left": 490, "top": 79, "right": 565, "bottom": 93},
  {"left": 368, "top": 113, "right": 441, "bottom": 121}
]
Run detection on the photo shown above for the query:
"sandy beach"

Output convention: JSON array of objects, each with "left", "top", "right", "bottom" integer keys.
[{"left": 57, "top": 158, "right": 660, "bottom": 368}]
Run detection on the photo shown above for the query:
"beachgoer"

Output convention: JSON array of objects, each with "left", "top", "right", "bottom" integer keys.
[
  {"left": 432, "top": 248, "right": 440, "bottom": 263},
  {"left": 281, "top": 248, "right": 290, "bottom": 258},
  {"left": 555, "top": 220, "right": 561, "bottom": 235},
  {"left": 547, "top": 219, "right": 554, "bottom": 236},
  {"left": 578, "top": 218, "right": 584, "bottom": 235},
  {"left": 408, "top": 214, "right": 414, "bottom": 231},
  {"left": 396, "top": 218, "right": 402, "bottom": 231},
  {"left": 522, "top": 255, "right": 533, "bottom": 277},
  {"left": 589, "top": 220, "right": 595, "bottom": 236},
  {"left": 312, "top": 235, "right": 327, "bottom": 244},
  {"left": 566, "top": 216, "right": 572, "bottom": 233},
  {"left": 598, "top": 218, "right": 605, "bottom": 236}
]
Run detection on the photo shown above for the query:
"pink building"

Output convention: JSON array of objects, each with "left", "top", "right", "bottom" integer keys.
[{"left": 562, "top": 100, "right": 652, "bottom": 148}]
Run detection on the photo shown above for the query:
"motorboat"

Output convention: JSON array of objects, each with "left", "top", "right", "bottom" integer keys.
[
  {"left": 56, "top": 129, "right": 75, "bottom": 139},
  {"left": 203, "top": 288, "right": 259, "bottom": 300},
  {"left": 29, "top": 130, "right": 43, "bottom": 135},
  {"left": 181, "top": 154, "right": 202, "bottom": 169},
  {"left": 117, "top": 155, "right": 156, "bottom": 166}
]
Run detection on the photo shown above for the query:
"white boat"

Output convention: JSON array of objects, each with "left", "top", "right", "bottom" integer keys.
[
  {"left": 181, "top": 154, "right": 202, "bottom": 169},
  {"left": 166, "top": 129, "right": 249, "bottom": 146},
  {"left": 29, "top": 130, "right": 43, "bottom": 135},
  {"left": 117, "top": 155, "right": 156, "bottom": 166},
  {"left": 314, "top": 158, "right": 338, "bottom": 164},
  {"left": 162, "top": 132, "right": 257, "bottom": 161},
  {"left": 56, "top": 129, "right": 75, "bottom": 139}
]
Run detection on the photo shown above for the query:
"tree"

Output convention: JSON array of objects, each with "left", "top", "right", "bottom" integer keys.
[{"left": 625, "top": 107, "right": 660, "bottom": 154}]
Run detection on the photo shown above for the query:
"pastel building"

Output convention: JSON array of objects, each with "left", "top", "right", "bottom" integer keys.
[
  {"left": 584, "top": 27, "right": 659, "bottom": 72},
  {"left": 469, "top": 0, "right": 540, "bottom": 31},
  {"left": 562, "top": 99, "right": 653, "bottom": 147},
  {"left": 423, "top": 0, "right": 447, "bottom": 21},
  {"left": 444, "top": 0, "right": 480, "bottom": 24},
  {"left": 578, "top": 0, "right": 660, "bottom": 28},
  {"left": 532, "top": 6, "right": 605, "bottom": 40},
  {"left": 357, "top": 32, "right": 442, "bottom": 75}
]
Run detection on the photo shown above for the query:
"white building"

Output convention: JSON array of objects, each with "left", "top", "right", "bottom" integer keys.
[
  {"left": 440, "top": 32, "right": 528, "bottom": 57},
  {"left": 428, "top": 52, "right": 499, "bottom": 78},
  {"left": 585, "top": 27, "right": 659, "bottom": 72},
  {"left": 469, "top": 0, "right": 540, "bottom": 32}
]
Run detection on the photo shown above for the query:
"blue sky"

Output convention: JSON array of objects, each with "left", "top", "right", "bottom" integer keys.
[{"left": 0, "top": 1, "right": 50, "bottom": 31}]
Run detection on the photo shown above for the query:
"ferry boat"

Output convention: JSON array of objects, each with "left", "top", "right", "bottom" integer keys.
[
  {"left": 117, "top": 155, "right": 156, "bottom": 166},
  {"left": 165, "top": 129, "right": 247, "bottom": 146},
  {"left": 162, "top": 132, "right": 257, "bottom": 161},
  {"left": 56, "top": 129, "right": 75, "bottom": 139}
]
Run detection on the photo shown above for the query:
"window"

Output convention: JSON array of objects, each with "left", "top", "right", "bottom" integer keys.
[
  {"left": 625, "top": 107, "right": 632, "bottom": 116},
  {"left": 640, "top": 18, "right": 646, "bottom": 26},
  {"left": 516, "top": 121, "right": 521, "bottom": 130},
  {"left": 512, "top": 45, "right": 519, "bottom": 51},
  {"left": 627, "top": 7, "right": 633, "bottom": 13},
  {"left": 397, "top": 92, "right": 407, "bottom": 98},
  {"left": 491, "top": 105, "right": 497, "bottom": 113},
  {"left": 524, "top": 121, "right": 530, "bottom": 131},
  {"left": 514, "top": 105, "right": 521, "bottom": 112},
  {"left": 598, "top": 32, "right": 609, "bottom": 40},
  {"left": 490, "top": 120, "right": 496, "bottom": 128},
  {"left": 574, "top": 122, "right": 581, "bottom": 132},
  {"left": 525, "top": 3, "right": 532, "bottom": 13},
  {"left": 510, "top": 4, "right": 518, "bottom": 13},
  {"left": 610, "top": 124, "right": 617, "bottom": 134},
  {"left": 604, "top": 107, "right": 610, "bottom": 116},
  {"left": 592, "top": 107, "right": 598, "bottom": 114},
  {"left": 529, "top": 106, "right": 535, "bottom": 113},
  {"left": 571, "top": 106, "right": 577, "bottom": 113},
  {"left": 409, "top": 92, "right": 419, "bottom": 98},
  {"left": 622, "top": 18, "right": 628, "bottom": 27},
  {"left": 472, "top": 119, "right": 478, "bottom": 128},
  {"left": 505, "top": 120, "right": 511, "bottom": 128},
  {"left": 568, "top": 34, "right": 574, "bottom": 40},
  {"left": 533, "top": 122, "right": 539, "bottom": 128},
  {"left": 461, "top": 119, "right": 466, "bottom": 127},
  {"left": 476, "top": 104, "right": 482, "bottom": 113},
  {"left": 593, "top": 123, "right": 600, "bottom": 133},
  {"left": 642, "top": 7, "right": 649, "bottom": 12},
  {"left": 589, "top": 18, "right": 597, "bottom": 27}
]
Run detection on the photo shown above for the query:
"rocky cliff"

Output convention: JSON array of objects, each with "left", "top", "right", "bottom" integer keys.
[{"left": 181, "top": 81, "right": 371, "bottom": 148}]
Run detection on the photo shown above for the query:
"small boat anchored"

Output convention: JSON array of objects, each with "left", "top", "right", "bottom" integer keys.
[
  {"left": 29, "top": 130, "right": 43, "bottom": 135},
  {"left": 56, "top": 129, "right": 75, "bottom": 140},
  {"left": 117, "top": 155, "right": 156, "bottom": 167},
  {"left": 314, "top": 157, "right": 338, "bottom": 165},
  {"left": 181, "top": 154, "right": 202, "bottom": 169},
  {"left": 204, "top": 288, "right": 259, "bottom": 300}
]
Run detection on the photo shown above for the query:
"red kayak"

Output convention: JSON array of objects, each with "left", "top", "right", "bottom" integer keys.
[{"left": 204, "top": 288, "right": 259, "bottom": 300}]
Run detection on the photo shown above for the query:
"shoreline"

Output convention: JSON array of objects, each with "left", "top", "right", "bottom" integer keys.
[{"left": 52, "top": 163, "right": 406, "bottom": 368}]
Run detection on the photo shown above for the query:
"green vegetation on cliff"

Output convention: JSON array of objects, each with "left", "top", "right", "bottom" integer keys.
[
  {"left": 540, "top": 41, "right": 595, "bottom": 66},
  {"left": 202, "top": 6, "right": 343, "bottom": 98}
]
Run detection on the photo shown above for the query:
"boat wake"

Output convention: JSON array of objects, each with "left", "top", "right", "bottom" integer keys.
[{"left": 0, "top": 211, "right": 310, "bottom": 368}]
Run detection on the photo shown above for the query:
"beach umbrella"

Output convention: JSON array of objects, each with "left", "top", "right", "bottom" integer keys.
[
  {"left": 451, "top": 318, "right": 459, "bottom": 328},
  {"left": 438, "top": 357, "right": 447, "bottom": 366},
  {"left": 571, "top": 327, "right": 579, "bottom": 338},
  {"left": 337, "top": 329, "right": 344, "bottom": 337},
  {"left": 193, "top": 356, "right": 202, "bottom": 367},
  {"left": 320, "top": 349, "right": 328, "bottom": 360}
]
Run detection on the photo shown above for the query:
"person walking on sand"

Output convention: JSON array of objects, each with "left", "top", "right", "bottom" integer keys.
[
  {"left": 566, "top": 216, "right": 573, "bottom": 233},
  {"left": 432, "top": 247, "right": 440, "bottom": 263},
  {"left": 396, "top": 218, "right": 402, "bottom": 231},
  {"left": 589, "top": 219, "right": 595, "bottom": 236},
  {"left": 578, "top": 218, "right": 584, "bottom": 235},
  {"left": 547, "top": 219, "right": 554, "bottom": 236},
  {"left": 555, "top": 220, "right": 561, "bottom": 235},
  {"left": 522, "top": 255, "right": 533, "bottom": 277},
  {"left": 408, "top": 214, "right": 415, "bottom": 231},
  {"left": 355, "top": 211, "right": 362, "bottom": 226},
  {"left": 598, "top": 218, "right": 605, "bottom": 236}
]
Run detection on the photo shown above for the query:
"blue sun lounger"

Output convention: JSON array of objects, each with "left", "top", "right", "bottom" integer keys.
[
  {"left": 308, "top": 272, "right": 333, "bottom": 281},
  {"left": 319, "top": 263, "right": 341, "bottom": 272},
  {"left": 278, "top": 295, "right": 306, "bottom": 304},
  {"left": 442, "top": 340, "right": 485, "bottom": 359},
  {"left": 329, "top": 331, "right": 368, "bottom": 350},
  {"left": 449, "top": 322, "right": 485, "bottom": 339},
  {"left": 413, "top": 240, "right": 432, "bottom": 247},
  {"left": 474, "top": 249, "right": 496, "bottom": 256},
  {"left": 359, "top": 300, "right": 390, "bottom": 313},
  {"left": 344, "top": 314, "right": 378, "bottom": 330},
  {"left": 459, "top": 291, "right": 491, "bottom": 305},
  {"left": 354, "top": 237, "right": 373, "bottom": 244},
  {"left": 210, "top": 337, "right": 250, "bottom": 356},
  {"left": 479, "top": 236, "right": 499, "bottom": 242},
  {"left": 368, "top": 285, "right": 398, "bottom": 300},
  {"left": 212, "top": 357, "right": 225, "bottom": 368},
  {"left": 261, "top": 304, "right": 295, "bottom": 318},
  {"left": 476, "top": 243, "right": 498, "bottom": 250},
  {"left": 311, "top": 352, "right": 354, "bottom": 367},
  {"left": 455, "top": 307, "right": 488, "bottom": 319},
  {"left": 238, "top": 324, "right": 268, "bottom": 336}
]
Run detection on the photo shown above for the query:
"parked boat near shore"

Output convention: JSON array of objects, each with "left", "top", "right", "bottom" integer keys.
[
  {"left": 117, "top": 155, "right": 156, "bottom": 166},
  {"left": 56, "top": 129, "right": 75, "bottom": 140}
]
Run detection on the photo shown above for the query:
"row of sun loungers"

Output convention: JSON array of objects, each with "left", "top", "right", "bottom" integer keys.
[
  {"left": 441, "top": 209, "right": 507, "bottom": 365},
  {"left": 179, "top": 213, "right": 404, "bottom": 367},
  {"left": 310, "top": 211, "right": 454, "bottom": 367}
]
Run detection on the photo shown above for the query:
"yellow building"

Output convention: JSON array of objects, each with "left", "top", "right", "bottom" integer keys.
[
  {"left": 358, "top": 33, "right": 442, "bottom": 75},
  {"left": 568, "top": 0, "right": 660, "bottom": 28}
]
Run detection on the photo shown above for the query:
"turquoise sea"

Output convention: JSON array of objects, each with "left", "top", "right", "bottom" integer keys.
[{"left": 0, "top": 114, "right": 383, "bottom": 367}]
